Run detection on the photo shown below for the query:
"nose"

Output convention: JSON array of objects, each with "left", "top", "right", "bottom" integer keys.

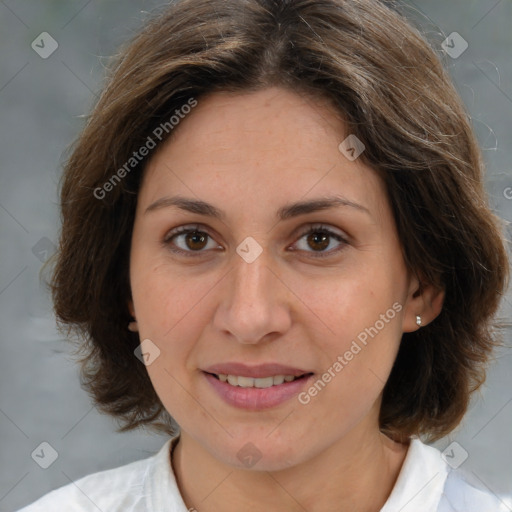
[{"left": 212, "top": 245, "right": 292, "bottom": 345}]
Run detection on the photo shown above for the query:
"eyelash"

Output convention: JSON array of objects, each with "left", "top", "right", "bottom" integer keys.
[{"left": 163, "top": 223, "right": 349, "bottom": 259}]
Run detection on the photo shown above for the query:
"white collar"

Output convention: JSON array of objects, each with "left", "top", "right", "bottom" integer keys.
[
  {"left": 380, "top": 436, "right": 449, "bottom": 512},
  {"left": 144, "top": 435, "right": 189, "bottom": 511}
]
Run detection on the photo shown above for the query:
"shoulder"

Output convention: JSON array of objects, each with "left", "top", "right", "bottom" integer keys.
[
  {"left": 16, "top": 438, "right": 175, "bottom": 512},
  {"left": 381, "top": 437, "right": 510, "bottom": 512},
  {"left": 438, "top": 468, "right": 511, "bottom": 512}
]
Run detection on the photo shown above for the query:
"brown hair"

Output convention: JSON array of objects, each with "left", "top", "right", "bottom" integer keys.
[{"left": 50, "top": 0, "right": 509, "bottom": 442}]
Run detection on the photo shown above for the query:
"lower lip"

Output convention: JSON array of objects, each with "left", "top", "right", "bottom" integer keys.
[{"left": 203, "top": 372, "right": 313, "bottom": 410}]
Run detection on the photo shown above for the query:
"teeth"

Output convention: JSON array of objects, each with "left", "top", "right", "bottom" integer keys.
[
  {"left": 216, "top": 374, "right": 300, "bottom": 388},
  {"left": 238, "top": 376, "right": 256, "bottom": 388},
  {"left": 273, "top": 375, "right": 285, "bottom": 385}
]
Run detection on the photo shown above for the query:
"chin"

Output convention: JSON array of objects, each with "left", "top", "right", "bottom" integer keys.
[{"left": 206, "top": 432, "right": 309, "bottom": 472}]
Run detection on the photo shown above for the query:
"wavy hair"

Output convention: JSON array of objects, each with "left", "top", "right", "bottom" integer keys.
[{"left": 49, "top": 0, "right": 509, "bottom": 442}]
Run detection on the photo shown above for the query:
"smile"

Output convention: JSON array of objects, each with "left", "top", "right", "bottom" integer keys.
[{"left": 202, "top": 368, "right": 314, "bottom": 410}]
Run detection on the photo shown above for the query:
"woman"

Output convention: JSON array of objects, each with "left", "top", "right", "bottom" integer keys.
[{"left": 19, "top": 0, "right": 510, "bottom": 510}]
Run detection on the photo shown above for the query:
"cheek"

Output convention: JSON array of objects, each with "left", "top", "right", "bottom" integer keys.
[
  {"left": 131, "top": 259, "right": 217, "bottom": 335},
  {"left": 295, "top": 266, "right": 401, "bottom": 341},
  {"left": 130, "top": 264, "right": 222, "bottom": 407},
  {"left": 294, "top": 267, "right": 404, "bottom": 393},
  {"left": 135, "top": 269, "right": 207, "bottom": 412}
]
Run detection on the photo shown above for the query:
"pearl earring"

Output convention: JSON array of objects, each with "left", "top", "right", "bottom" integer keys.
[
  {"left": 416, "top": 315, "right": 422, "bottom": 327},
  {"left": 128, "top": 321, "right": 138, "bottom": 332}
]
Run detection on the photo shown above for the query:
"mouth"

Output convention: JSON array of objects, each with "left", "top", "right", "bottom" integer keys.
[{"left": 201, "top": 364, "right": 315, "bottom": 410}]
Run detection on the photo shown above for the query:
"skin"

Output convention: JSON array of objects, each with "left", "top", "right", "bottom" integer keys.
[{"left": 128, "top": 87, "right": 444, "bottom": 512}]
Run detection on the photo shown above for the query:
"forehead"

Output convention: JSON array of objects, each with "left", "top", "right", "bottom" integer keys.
[{"left": 138, "top": 87, "right": 388, "bottom": 222}]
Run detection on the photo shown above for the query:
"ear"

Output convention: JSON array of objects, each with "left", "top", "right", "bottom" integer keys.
[
  {"left": 128, "top": 299, "right": 136, "bottom": 318},
  {"left": 402, "top": 271, "right": 445, "bottom": 332}
]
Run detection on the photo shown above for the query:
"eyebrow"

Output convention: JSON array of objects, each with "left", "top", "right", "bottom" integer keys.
[{"left": 144, "top": 194, "right": 371, "bottom": 220}]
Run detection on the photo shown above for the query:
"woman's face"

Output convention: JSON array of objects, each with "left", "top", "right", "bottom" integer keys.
[{"left": 129, "top": 87, "right": 425, "bottom": 470}]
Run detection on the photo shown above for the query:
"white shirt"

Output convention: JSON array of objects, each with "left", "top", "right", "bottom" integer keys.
[{"left": 17, "top": 435, "right": 509, "bottom": 511}]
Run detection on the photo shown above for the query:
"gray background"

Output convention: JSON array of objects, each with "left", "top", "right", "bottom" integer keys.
[{"left": 0, "top": 1, "right": 511, "bottom": 510}]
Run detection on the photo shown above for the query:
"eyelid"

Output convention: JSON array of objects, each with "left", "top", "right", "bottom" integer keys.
[{"left": 290, "top": 223, "right": 348, "bottom": 243}]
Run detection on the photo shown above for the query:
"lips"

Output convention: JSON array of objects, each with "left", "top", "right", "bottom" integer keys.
[{"left": 201, "top": 362, "right": 314, "bottom": 409}]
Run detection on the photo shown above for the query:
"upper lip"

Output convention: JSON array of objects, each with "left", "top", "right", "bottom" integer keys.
[{"left": 202, "top": 363, "right": 312, "bottom": 379}]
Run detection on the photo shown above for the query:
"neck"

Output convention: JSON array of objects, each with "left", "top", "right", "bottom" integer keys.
[{"left": 171, "top": 425, "right": 409, "bottom": 512}]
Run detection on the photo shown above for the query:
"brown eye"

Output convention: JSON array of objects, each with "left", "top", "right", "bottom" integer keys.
[
  {"left": 184, "top": 231, "right": 208, "bottom": 251},
  {"left": 306, "top": 232, "right": 330, "bottom": 251},
  {"left": 292, "top": 225, "right": 348, "bottom": 257},
  {"left": 164, "top": 225, "right": 220, "bottom": 256}
]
